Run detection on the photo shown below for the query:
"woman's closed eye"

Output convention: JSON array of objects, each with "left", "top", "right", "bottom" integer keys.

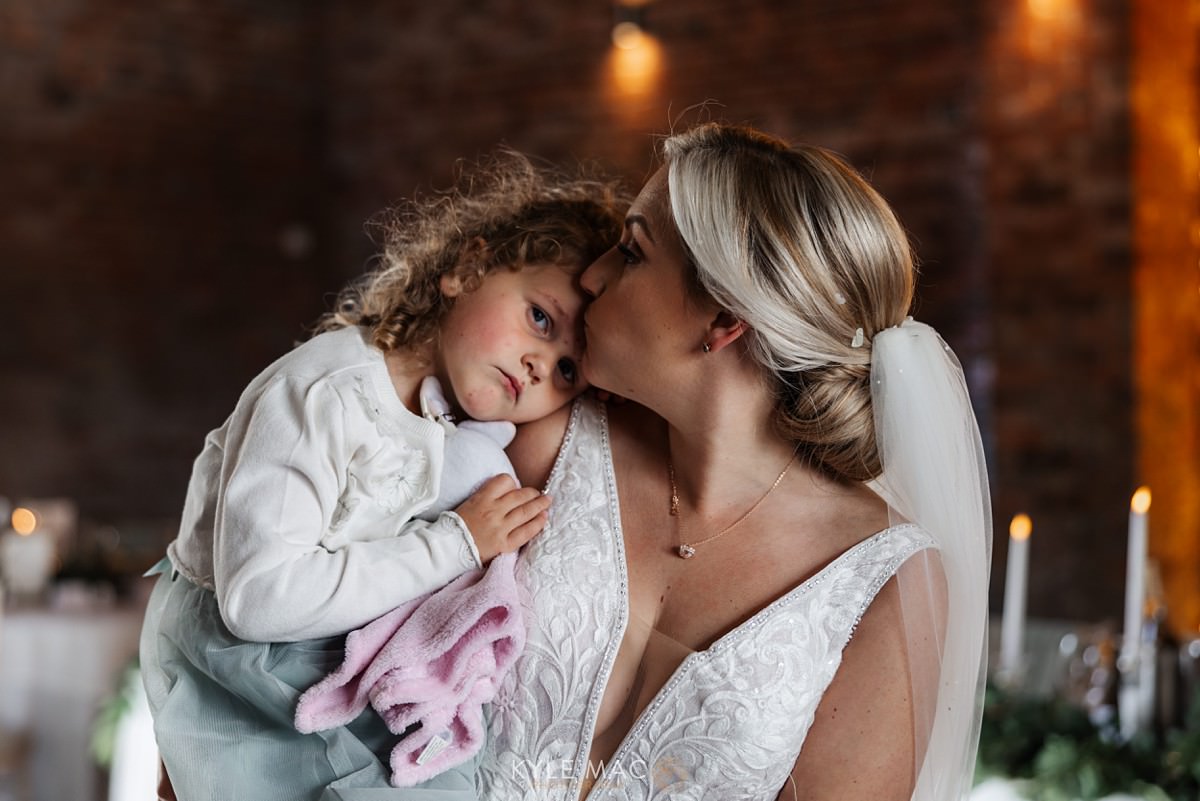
[{"left": 616, "top": 241, "right": 639, "bottom": 265}]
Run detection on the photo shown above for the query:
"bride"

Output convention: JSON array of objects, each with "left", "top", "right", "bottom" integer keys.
[{"left": 481, "top": 122, "right": 992, "bottom": 801}]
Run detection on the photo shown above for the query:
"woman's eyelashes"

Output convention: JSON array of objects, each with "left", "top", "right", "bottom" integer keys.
[{"left": 616, "top": 241, "right": 639, "bottom": 265}]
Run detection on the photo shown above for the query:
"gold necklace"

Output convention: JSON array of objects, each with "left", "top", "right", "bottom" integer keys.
[{"left": 667, "top": 453, "right": 795, "bottom": 559}]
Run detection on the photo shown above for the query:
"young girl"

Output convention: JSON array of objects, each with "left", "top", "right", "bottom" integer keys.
[{"left": 139, "top": 150, "right": 627, "bottom": 801}]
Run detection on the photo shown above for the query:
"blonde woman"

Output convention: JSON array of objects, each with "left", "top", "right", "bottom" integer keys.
[{"left": 483, "top": 123, "right": 991, "bottom": 801}]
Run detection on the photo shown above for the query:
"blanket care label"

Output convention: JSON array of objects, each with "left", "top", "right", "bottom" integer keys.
[{"left": 416, "top": 730, "right": 453, "bottom": 765}]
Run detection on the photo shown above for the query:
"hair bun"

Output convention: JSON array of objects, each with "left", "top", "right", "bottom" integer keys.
[{"left": 777, "top": 362, "right": 879, "bottom": 482}]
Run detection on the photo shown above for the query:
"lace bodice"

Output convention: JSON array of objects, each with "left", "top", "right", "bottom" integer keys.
[{"left": 478, "top": 399, "right": 935, "bottom": 800}]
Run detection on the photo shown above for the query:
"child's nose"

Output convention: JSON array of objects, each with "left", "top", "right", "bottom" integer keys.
[{"left": 522, "top": 352, "right": 547, "bottom": 383}]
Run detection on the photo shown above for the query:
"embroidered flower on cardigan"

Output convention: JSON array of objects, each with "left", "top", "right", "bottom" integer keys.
[{"left": 369, "top": 445, "right": 431, "bottom": 514}]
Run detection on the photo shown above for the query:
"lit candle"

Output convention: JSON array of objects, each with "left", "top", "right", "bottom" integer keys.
[
  {"left": 11, "top": 507, "right": 36, "bottom": 535},
  {"left": 1000, "top": 513, "right": 1032, "bottom": 678},
  {"left": 0, "top": 507, "right": 56, "bottom": 597},
  {"left": 1122, "top": 488, "right": 1151, "bottom": 667}
]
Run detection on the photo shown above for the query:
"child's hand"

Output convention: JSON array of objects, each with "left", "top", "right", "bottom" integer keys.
[{"left": 455, "top": 474, "right": 549, "bottom": 564}]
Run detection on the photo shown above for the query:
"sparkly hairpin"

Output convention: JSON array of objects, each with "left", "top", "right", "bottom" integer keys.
[{"left": 851, "top": 327, "right": 865, "bottom": 348}]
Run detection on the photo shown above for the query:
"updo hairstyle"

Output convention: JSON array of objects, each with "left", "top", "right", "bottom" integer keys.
[{"left": 663, "top": 123, "right": 916, "bottom": 482}]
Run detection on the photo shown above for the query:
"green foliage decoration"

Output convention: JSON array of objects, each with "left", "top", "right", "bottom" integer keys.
[
  {"left": 90, "top": 657, "right": 140, "bottom": 769},
  {"left": 975, "top": 681, "right": 1200, "bottom": 801}
]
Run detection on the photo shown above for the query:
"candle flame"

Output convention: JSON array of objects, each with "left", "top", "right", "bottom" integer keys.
[
  {"left": 1010, "top": 513, "right": 1032, "bottom": 541},
  {"left": 11, "top": 507, "right": 37, "bottom": 536},
  {"left": 1131, "top": 486, "right": 1151, "bottom": 514}
]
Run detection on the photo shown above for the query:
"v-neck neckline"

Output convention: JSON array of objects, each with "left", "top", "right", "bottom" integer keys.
[{"left": 570, "top": 399, "right": 914, "bottom": 799}]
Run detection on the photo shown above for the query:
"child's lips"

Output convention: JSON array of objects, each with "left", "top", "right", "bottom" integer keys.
[{"left": 499, "top": 369, "right": 522, "bottom": 401}]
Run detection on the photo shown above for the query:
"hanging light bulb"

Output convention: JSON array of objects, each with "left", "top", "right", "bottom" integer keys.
[{"left": 611, "top": 1, "right": 650, "bottom": 50}]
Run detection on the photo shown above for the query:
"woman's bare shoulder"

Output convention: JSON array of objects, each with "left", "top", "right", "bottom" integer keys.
[
  {"left": 793, "top": 474, "right": 891, "bottom": 556},
  {"left": 508, "top": 398, "right": 662, "bottom": 489},
  {"left": 778, "top": 513, "right": 947, "bottom": 801},
  {"left": 508, "top": 403, "right": 575, "bottom": 490},
  {"left": 779, "top": 575, "right": 920, "bottom": 800}
]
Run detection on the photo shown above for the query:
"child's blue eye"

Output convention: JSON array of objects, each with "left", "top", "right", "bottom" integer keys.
[
  {"left": 530, "top": 306, "right": 551, "bottom": 333},
  {"left": 557, "top": 358, "right": 577, "bottom": 384}
]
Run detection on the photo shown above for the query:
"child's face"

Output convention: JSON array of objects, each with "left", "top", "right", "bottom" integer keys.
[{"left": 435, "top": 263, "right": 588, "bottom": 424}]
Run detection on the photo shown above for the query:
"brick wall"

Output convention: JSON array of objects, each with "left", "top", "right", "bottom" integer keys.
[
  {"left": 0, "top": 0, "right": 334, "bottom": 541},
  {"left": 981, "top": 0, "right": 1133, "bottom": 623},
  {"left": 0, "top": 0, "right": 1141, "bottom": 622}
]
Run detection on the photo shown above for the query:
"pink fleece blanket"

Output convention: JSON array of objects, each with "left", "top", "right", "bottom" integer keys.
[{"left": 294, "top": 552, "right": 524, "bottom": 787}]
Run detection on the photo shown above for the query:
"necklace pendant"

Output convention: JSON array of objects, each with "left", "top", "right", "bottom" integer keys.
[{"left": 677, "top": 544, "right": 696, "bottom": 559}]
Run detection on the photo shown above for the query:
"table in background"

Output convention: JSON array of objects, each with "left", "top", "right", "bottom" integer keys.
[
  {"left": 0, "top": 603, "right": 145, "bottom": 801},
  {"left": 971, "top": 777, "right": 1145, "bottom": 801}
]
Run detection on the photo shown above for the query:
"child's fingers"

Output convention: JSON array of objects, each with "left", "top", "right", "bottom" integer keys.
[
  {"left": 506, "top": 509, "right": 549, "bottom": 549},
  {"left": 502, "top": 490, "right": 550, "bottom": 524},
  {"left": 495, "top": 485, "right": 544, "bottom": 512},
  {"left": 475, "top": 473, "right": 519, "bottom": 499}
]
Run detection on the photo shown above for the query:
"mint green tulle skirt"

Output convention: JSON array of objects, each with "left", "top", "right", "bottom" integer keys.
[{"left": 138, "top": 558, "right": 480, "bottom": 801}]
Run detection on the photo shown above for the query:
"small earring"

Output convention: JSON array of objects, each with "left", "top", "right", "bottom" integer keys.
[{"left": 701, "top": 342, "right": 711, "bottom": 353}]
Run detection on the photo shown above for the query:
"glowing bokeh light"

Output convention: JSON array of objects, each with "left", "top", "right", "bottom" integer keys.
[
  {"left": 607, "top": 31, "right": 662, "bottom": 97},
  {"left": 612, "top": 21, "right": 644, "bottom": 50},
  {"left": 1009, "top": 514, "right": 1033, "bottom": 541},
  {"left": 11, "top": 507, "right": 37, "bottom": 535},
  {"left": 1131, "top": 486, "right": 1152, "bottom": 515}
]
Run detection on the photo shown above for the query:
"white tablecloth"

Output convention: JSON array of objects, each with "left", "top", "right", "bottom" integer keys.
[
  {"left": 106, "top": 672, "right": 157, "bottom": 801},
  {"left": 0, "top": 603, "right": 144, "bottom": 801},
  {"left": 971, "top": 777, "right": 1146, "bottom": 801}
]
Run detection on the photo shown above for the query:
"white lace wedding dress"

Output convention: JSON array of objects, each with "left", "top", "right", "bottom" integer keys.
[{"left": 478, "top": 398, "right": 935, "bottom": 800}]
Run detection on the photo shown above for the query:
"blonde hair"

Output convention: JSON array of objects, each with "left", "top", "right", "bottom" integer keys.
[
  {"left": 318, "top": 149, "right": 628, "bottom": 353},
  {"left": 663, "top": 123, "right": 916, "bottom": 482}
]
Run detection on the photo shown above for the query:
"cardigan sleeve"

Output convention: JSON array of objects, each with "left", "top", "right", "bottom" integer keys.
[{"left": 211, "top": 374, "right": 480, "bottom": 642}]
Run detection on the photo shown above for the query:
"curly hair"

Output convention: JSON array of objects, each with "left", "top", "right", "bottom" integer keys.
[{"left": 317, "top": 149, "right": 629, "bottom": 355}]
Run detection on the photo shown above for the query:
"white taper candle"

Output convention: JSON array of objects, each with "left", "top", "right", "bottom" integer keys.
[
  {"left": 999, "top": 513, "right": 1032, "bottom": 678},
  {"left": 1122, "top": 488, "right": 1151, "bottom": 666}
]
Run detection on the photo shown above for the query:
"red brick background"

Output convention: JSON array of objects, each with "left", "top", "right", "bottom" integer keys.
[{"left": 0, "top": 0, "right": 1144, "bottom": 623}]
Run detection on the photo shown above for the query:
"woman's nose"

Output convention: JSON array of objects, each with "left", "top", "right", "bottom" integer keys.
[{"left": 579, "top": 252, "right": 610, "bottom": 297}]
